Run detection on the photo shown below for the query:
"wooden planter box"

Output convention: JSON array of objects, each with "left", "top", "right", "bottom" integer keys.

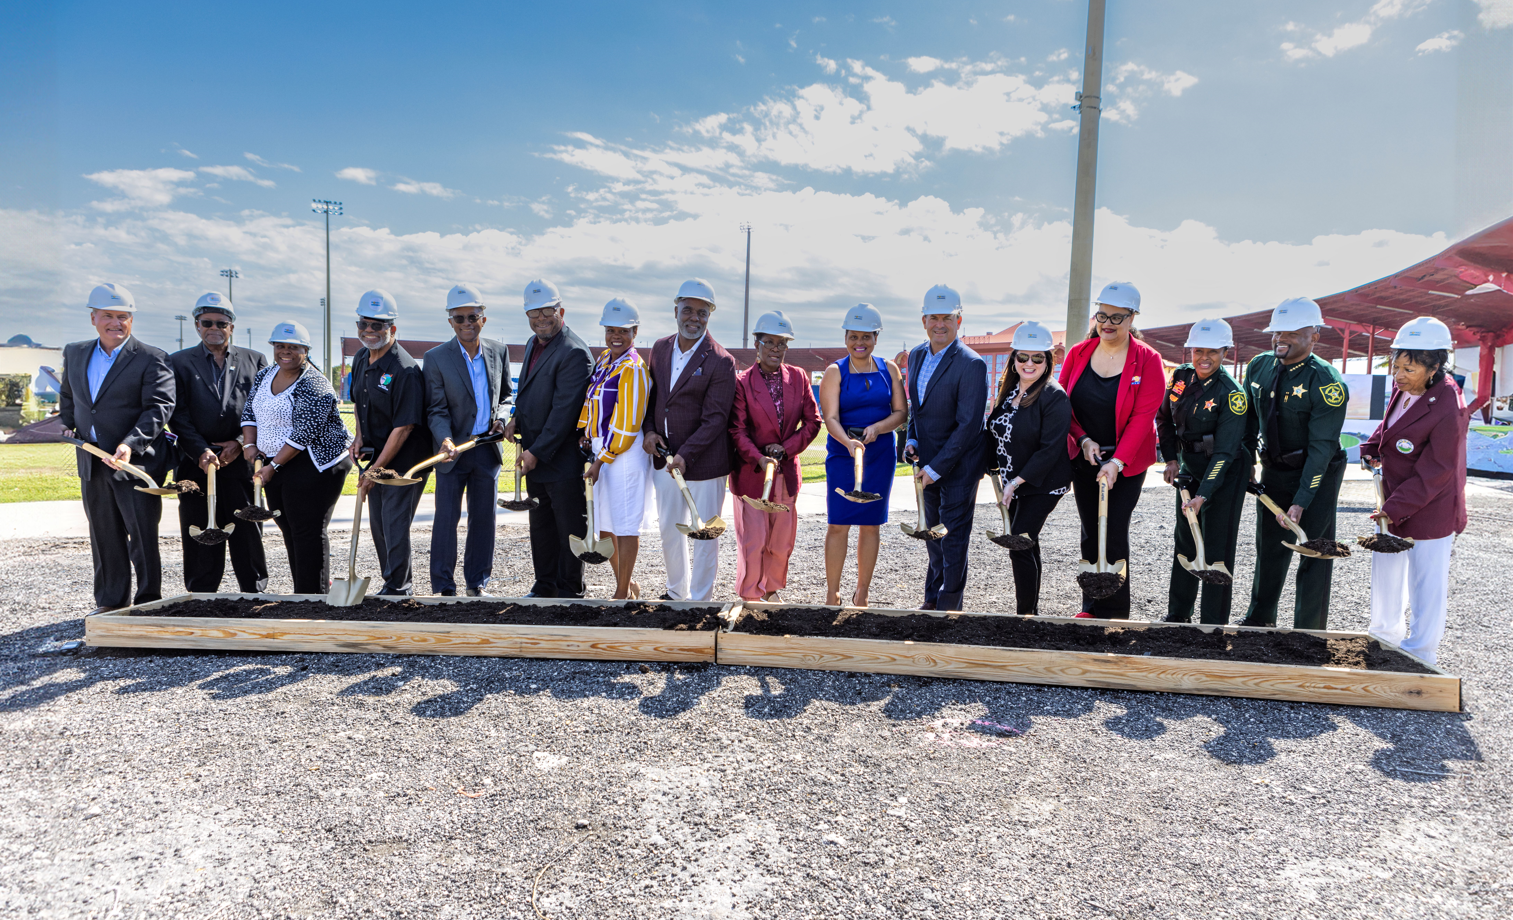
[
  {"left": 716, "top": 603, "right": 1461, "bottom": 713},
  {"left": 85, "top": 594, "right": 724, "bottom": 664}
]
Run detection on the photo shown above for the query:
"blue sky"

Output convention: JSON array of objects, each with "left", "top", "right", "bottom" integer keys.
[{"left": 3, "top": 1, "right": 1511, "bottom": 355}]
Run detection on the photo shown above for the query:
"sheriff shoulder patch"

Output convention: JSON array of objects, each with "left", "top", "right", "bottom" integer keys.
[
  {"left": 1320, "top": 382, "right": 1345, "bottom": 407},
  {"left": 1228, "top": 392, "right": 1248, "bottom": 415}
]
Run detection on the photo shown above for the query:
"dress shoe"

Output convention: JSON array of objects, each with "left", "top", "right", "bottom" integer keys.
[
  {"left": 1160, "top": 612, "right": 1192, "bottom": 624},
  {"left": 659, "top": 593, "right": 677, "bottom": 601},
  {"left": 86, "top": 605, "right": 122, "bottom": 617},
  {"left": 918, "top": 601, "right": 937, "bottom": 611},
  {"left": 465, "top": 587, "right": 491, "bottom": 597},
  {"left": 522, "top": 590, "right": 546, "bottom": 598},
  {"left": 1236, "top": 617, "right": 1273, "bottom": 629},
  {"left": 437, "top": 588, "right": 457, "bottom": 597}
]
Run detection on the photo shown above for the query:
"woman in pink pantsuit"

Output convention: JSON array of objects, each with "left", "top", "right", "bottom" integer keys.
[{"left": 729, "top": 311, "right": 822, "bottom": 601}]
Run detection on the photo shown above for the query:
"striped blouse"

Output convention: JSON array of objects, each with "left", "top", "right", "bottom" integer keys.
[{"left": 577, "top": 347, "right": 650, "bottom": 464}]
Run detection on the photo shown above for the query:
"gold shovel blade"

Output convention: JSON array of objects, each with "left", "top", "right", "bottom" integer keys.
[
  {"left": 1077, "top": 559, "right": 1096, "bottom": 573},
  {"left": 569, "top": 534, "right": 588, "bottom": 556},
  {"left": 188, "top": 525, "right": 202, "bottom": 537},
  {"left": 1210, "top": 561, "right": 1232, "bottom": 577},
  {"left": 1177, "top": 554, "right": 1194, "bottom": 572},
  {"left": 371, "top": 477, "right": 421, "bottom": 487},
  {"left": 1110, "top": 559, "right": 1127, "bottom": 577},
  {"left": 593, "top": 537, "right": 615, "bottom": 557},
  {"left": 674, "top": 523, "right": 696, "bottom": 536},
  {"left": 326, "top": 576, "right": 370, "bottom": 607},
  {"left": 929, "top": 525, "right": 948, "bottom": 537},
  {"left": 1284, "top": 542, "right": 1326, "bottom": 559}
]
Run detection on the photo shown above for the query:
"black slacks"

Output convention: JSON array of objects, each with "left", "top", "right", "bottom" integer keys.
[
  {"left": 177, "top": 459, "right": 268, "bottom": 594},
  {"left": 526, "top": 474, "right": 586, "bottom": 598},
  {"left": 264, "top": 451, "right": 351, "bottom": 595},
  {"left": 80, "top": 455, "right": 163, "bottom": 608},
  {"left": 921, "top": 471, "right": 978, "bottom": 611},
  {"left": 1165, "top": 456, "right": 1247, "bottom": 624},
  {"left": 1070, "top": 459, "right": 1147, "bottom": 618},
  {"left": 1005, "top": 490, "right": 1066, "bottom": 616}
]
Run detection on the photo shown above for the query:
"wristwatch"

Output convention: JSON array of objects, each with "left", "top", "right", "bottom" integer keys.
[{"left": 267, "top": 460, "right": 282, "bottom": 472}]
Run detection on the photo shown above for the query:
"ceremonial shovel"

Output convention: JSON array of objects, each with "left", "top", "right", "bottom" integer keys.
[
  {"left": 1357, "top": 466, "right": 1413, "bottom": 554},
  {"left": 657, "top": 445, "right": 726, "bottom": 539},
  {"left": 740, "top": 457, "right": 791, "bottom": 513},
  {"left": 1076, "top": 478, "right": 1126, "bottom": 599},
  {"left": 370, "top": 430, "right": 506, "bottom": 486},
  {"left": 235, "top": 458, "right": 279, "bottom": 522},
  {"left": 62, "top": 436, "right": 188, "bottom": 496},
  {"left": 188, "top": 461, "right": 235, "bottom": 545},
  {"left": 327, "top": 452, "right": 372, "bottom": 607},
  {"left": 498, "top": 435, "right": 540, "bottom": 512},
  {"left": 569, "top": 463, "right": 615, "bottom": 564},
  {"left": 1174, "top": 478, "right": 1231, "bottom": 586},
  {"left": 986, "top": 472, "right": 1033, "bottom": 550},
  {"left": 834, "top": 427, "right": 881, "bottom": 503},
  {"left": 1245, "top": 481, "right": 1350, "bottom": 559},
  {"left": 900, "top": 464, "right": 947, "bottom": 540}
]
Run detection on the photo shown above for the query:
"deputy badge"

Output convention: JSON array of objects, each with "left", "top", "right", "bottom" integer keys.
[
  {"left": 1396, "top": 438, "right": 1414, "bottom": 454},
  {"left": 378, "top": 373, "right": 393, "bottom": 391},
  {"left": 1203, "top": 399, "right": 1216, "bottom": 411},
  {"left": 1228, "top": 392, "right": 1248, "bottom": 415},
  {"left": 1320, "top": 382, "right": 1345, "bottom": 407}
]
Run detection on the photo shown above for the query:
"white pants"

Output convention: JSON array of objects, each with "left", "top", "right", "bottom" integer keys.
[
  {"left": 653, "top": 469, "right": 725, "bottom": 601},
  {"left": 1368, "top": 534, "right": 1454, "bottom": 666}
]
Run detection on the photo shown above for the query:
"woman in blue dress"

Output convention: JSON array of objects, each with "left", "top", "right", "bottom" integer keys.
[{"left": 820, "top": 304, "right": 908, "bottom": 607}]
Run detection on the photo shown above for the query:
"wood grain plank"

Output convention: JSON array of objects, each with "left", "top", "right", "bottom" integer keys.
[{"left": 714, "top": 633, "right": 1461, "bottom": 712}]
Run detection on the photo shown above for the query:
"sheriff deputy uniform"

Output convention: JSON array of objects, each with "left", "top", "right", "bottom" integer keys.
[
  {"left": 1241, "top": 297, "right": 1349, "bottom": 629},
  {"left": 1155, "top": 318, "right": 1249, "bottom": 624}
]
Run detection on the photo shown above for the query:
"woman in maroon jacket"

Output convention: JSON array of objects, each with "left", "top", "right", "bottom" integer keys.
[
  {"left": 1057, "top": 282, "right": 1166, "bottom": 618},
  {"left": 1360, "top": 318, "right": 1470, "bottom": 666}
]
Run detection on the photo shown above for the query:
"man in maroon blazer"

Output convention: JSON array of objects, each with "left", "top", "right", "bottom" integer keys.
[{"left": 641, "top": 278, "right": 738, "bottom": 600}]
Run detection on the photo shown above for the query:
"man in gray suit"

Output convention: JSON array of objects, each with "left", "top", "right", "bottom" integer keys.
[
  {"left": 58, "top": 283, "right": 176, "bottom": 613},
  {"left": 504, "top": 279, "right": 594, "bottom": 598},
  {"left": 424, "top": 284, "right": 512, "bottom": 596}
]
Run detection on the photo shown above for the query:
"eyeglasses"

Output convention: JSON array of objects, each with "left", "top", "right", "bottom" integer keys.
[
  {"left": 1013, "top": 352, "right": 1046, "bottom": 365},
  {"left": 356, "top": 320, "right": 391, "bottom": 331},
  {"left": 756, "top": 339, "right": 789, "bottom": 351},
  {"left": 449, "top": 313, "right": 483, "bottom": 325},
  {"left": 198, "top": 319, "right": 231, "bottom": 329},
  {"left": 1094, "top": 312, "right": 1131, "bottom": 326}
]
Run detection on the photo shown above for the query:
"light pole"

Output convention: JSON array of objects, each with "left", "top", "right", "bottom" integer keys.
[
  {"left": 739, "top": 222, "right": 752, "bottom": 344},
  {"left": 311, "top": 199, "right": 343, "bottom": 376},
  {"left": 1064, "top": 0, "right": 1107, "bottom": 343},
  {"left": 219, "top": 268, "right": 239, "bottom": 303},
  {"left": 174, "top": 314, "right": 189, "bottom": 350}
]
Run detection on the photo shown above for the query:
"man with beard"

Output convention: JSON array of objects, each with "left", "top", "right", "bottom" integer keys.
[
  {"left": 168, "top": 292, "right": 269, "bottom": 592},
  {"left": 1240, "top": 297, "right": 1349, "bottom": 629}
]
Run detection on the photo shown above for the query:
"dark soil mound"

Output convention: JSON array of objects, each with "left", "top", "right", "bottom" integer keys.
[{"left": 151, "top": 598, "right": 722, "bottom": 631}]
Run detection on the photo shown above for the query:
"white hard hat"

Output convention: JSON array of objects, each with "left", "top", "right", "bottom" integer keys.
[
  {"left": 922, "top": 284, "right": 962, "bottom": 315},
  {"left": 193, "top": 291, "right": 235, "bottom": 321},
  {"left": 523, "top": 279, "right": 562, "bottom": 311},
  {"left": 1263, "top": 297, "right": 1324, "bottom": 332},
  {"left": 1390, "top": 316, "right": 1454, "bottom": 352},
  {"left": 599, "top": 298, "right": 641, "bottom": 328},
  {"left": 356, "top": 289, "right": 399, "bottom": 321},
  {"left": 1094, "top": 281, "right": 1141, "bottom": 314},
  {"left": 268, "top": 321, "right": 311, "bottom": 347},
  {"left": 752, "top": 310, "right": 796, "bottom": 340},
  {"left": 87, "top": 282, "right": 136, "bottom": 313},
  {"left": 446, "top": 283, "right": 485, "bottom": 311},
  {"left": 1183, "top": 318, "right": 1234, "bottom": 349},
  {"left": 842, "top": 303, "right": 884, "bottom": 332},
  {"left": 675, "top": 278, "right": 717, "bottom": 308},
  {"left": 1011, "top": 321, "right": 1055, "bottom": 352}
]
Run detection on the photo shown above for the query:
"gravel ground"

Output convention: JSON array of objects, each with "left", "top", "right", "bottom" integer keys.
[{"left": 2, "top": 479, "right": 1511, "bottom": 919}]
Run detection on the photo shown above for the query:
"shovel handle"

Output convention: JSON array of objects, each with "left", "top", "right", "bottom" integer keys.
[
  {"left": 205, "top": 461, "right": 218, "bottom": 524},
  {"left": 346, "top": 485, "right": 364, "bottom": 580},
  {"left": 73, "top": 440, "right": 158, "bottom": 488},
  {"left": 760, "top": 456, "right": 776, "bottom": 502},
  {"left": 1254, "top": 491, "right": 1310, "bottom": 542},
  {"left": 1178, "top": 487, "right": 1208, "bottom": 568}
]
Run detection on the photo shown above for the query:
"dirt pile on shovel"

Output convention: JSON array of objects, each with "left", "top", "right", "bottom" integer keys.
[
  {"left": 1076, "top": 571, "right": 1124, "bottom": 599},
  {"left": 171, "top": 480, "right": 202, "bottom": 495},
  {"left": 1357, "top": 533, "right": 1413, "bottom": 553},
  {"left": 1193, "top": 570, "right": 1232, "bottom": 586},
  {"left": 365, "top": 468, "right": 400, "bottom": 481},
  {"left": 1301, "top": 539, "right": 1352, "bottom": 557}
]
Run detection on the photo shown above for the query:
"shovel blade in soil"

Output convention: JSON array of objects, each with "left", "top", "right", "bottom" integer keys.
[{"left": 326, "top": 576, "right": 370, "bottom": 607}]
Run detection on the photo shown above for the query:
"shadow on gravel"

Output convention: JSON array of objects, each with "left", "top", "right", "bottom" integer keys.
[{"left": 0, "top": 621, "right": 1481, "bottom": 780}]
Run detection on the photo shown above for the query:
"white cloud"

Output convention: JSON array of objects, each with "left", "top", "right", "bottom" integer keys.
[
  {"left": 1101, "top": 63, "right": 1200, "bottom": 123},
  {"left": 872, "top": 16, "right": 897, "bottom": 30},
  {"left": 906, "top": 56, "right": 943, "bottom": 73},
  {"left": 83, "top": 167, "right": 199, "bottom": 211},
  {"left": 1416, "top": 29, "right": 1463, "bottom": 53},
  {"left": 199, "top": 165, "right": 276, "bottom": 188},
  {"left": 1047, "top": 49, "right": 1070, "bottom": 63},
  {"left": 245, "top": 153, "right": 300, "bottom": 172},
  {"left": 815, "top": 54, "right": 838, "bottom": 74},
  {"left": 336, "top": 167, "right": 379, "bottom": 185},
  {"left": 1281, "top": 0, "right": 1434, "bottom": 61},
  {"left": 390, "top": 179, "right": 460, "bottom": 198},
  {"left": 172, "top": 145, "right": 198, "bottom": 159},
  {"left": 1476, "top": 0, "right": 1513, "bottom": 28}
]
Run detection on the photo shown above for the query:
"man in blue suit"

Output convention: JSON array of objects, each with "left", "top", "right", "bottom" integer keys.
[{"left": 904, "top": 284, "right": 987, "bottom": 611}]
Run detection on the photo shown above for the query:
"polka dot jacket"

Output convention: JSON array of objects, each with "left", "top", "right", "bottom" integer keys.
[{"left": 240, "top": 362, "right": 353, "bottom": 471}]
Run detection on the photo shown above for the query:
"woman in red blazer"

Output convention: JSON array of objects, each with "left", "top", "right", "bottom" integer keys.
[
  {"left": 1057, "top": 282, "right": 1166, "bottom": 618},
  {"left": 729, "top": 312, "right": 823, "bottom": 601},
  {"left": 1360, "top": 322, "right": 1470, "bottom": 666}
]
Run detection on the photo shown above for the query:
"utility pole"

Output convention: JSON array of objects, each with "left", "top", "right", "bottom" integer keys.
[
  {"left": 311, "top": 200, "right": 343, "bottom": 376},
  {"left": 1064, "top": 0, "right": 1107, "bottom": 343},
  {"left": 174, "top": 314, "right": 189, "bottom": 350},
  {"left": 739, "top": 223, "right": 752, "bottom": 344},
  {"left": 220, "top": 268, "right": 239, "bottom": 303}
]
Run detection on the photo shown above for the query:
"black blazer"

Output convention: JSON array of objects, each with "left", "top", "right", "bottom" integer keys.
[
  {"left": 515, "top": 326, "right": 593, "bottom": 482},
  {"left": 58, "top": 335, "right": 176, "bottom": 481},
  {"left": 422, "top": 336, "right": 512, "bottom": 474},
  {"left": 983, "top": 382, "right": 1072, "bottom": 496},
  {"left": 168, "top": 344, "right": 268, "bottom": 479},
  {"left": 904, "top": 339, "right": 987, "bottom": 483}
]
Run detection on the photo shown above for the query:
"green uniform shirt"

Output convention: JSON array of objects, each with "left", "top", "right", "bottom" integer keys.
[
  {"left": 1155, "top": 365, "right": 1248, "bottom": 500},
  {"left": 1243, "top": 352, "right": 1348, "bottom": 510}
]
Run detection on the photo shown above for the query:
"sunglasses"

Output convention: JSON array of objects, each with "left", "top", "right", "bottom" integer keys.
[
  {"left": 1094, "top": 311, "right": 1131, "bottom": 326},
  {"left": 449, "top": 313, "right": 483, "bottom": 325},
  {"left": 356, "top": 320, "right": 391, "bottom": 331},
  {"left": 1013, "top": 353, "right": 1046, "bottom": 365},
  {"left": 198, "top": 319, "right": 231, "bottom": 329},
  {"left": 525, "top": 308, "right": 558, "bottom": 320}
]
